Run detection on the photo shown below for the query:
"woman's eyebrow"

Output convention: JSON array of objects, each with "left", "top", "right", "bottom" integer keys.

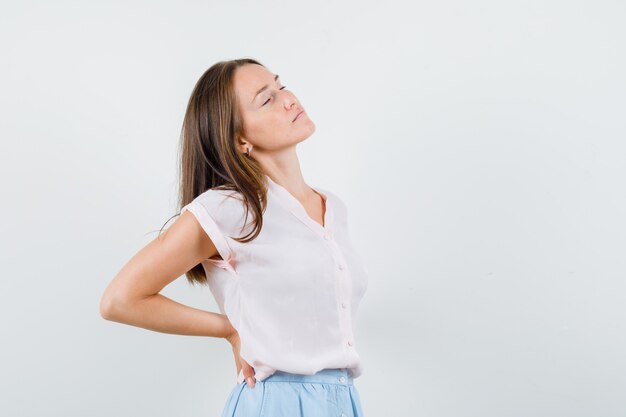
[{"left": 251, "top": 74, "right": 280, "bottom": 103}]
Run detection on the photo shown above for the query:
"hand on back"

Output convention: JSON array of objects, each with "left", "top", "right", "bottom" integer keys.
[{"left": 225, "top": 330, "right": 257, "bottom": 388}]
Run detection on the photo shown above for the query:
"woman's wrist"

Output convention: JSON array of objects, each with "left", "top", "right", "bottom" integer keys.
[{"left": 220, "top": 314, "right": 237, "bottom": 342}]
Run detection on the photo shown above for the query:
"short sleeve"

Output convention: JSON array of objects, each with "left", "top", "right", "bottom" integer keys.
[{"left": 181, "top": 189, "right": 243, "bottom": 274}]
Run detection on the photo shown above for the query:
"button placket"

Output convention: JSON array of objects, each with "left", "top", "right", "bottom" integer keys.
[
  {"left": 296, "top": 196, "right": 355, "bottom": 357},
  {"left": 325, "top": 239, "right": 355, "bottom": 353}
]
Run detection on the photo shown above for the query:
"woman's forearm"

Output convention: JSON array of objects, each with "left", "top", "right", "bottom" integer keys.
[{"left": 102, "top": 293, "right": 236, "bottom": 339}]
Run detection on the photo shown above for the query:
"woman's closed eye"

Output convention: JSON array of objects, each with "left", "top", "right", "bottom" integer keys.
[{"left": 262, "top": 86, "right": 287, "bottom": 106}]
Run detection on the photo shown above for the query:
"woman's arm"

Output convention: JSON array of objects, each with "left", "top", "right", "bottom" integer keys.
[{"left": 99, "top": 210, "right": 236, "bottom": 340}]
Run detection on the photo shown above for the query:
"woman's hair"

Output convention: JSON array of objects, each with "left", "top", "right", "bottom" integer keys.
[{"left": 164, "top": 57, "right": 270, "bottom": 286}]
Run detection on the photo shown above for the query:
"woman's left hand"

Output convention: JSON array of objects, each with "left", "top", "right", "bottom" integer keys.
[{"left": 225, "top": 329, "right": 257, "bottom": 388}]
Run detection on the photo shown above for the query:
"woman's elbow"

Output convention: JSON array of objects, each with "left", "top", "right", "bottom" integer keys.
[{"left": 99, "top": 290, "right": 125, "bottom": 321}]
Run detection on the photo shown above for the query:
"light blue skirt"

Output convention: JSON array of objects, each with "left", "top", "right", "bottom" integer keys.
[{"left": 220, "top": 368, "right": 364, "bottom": 417}]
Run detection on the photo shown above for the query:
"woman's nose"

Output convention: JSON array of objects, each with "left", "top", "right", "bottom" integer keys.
[{"left": 283, "top": 93, "right": 297, "bottom": 109}]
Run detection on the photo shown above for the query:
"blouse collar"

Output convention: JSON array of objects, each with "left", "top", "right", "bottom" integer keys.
[{"left": 265, "top": 174, "right": 334, "bottom": 238}]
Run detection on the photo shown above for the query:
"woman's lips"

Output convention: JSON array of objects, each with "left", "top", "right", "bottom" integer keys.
[{"left": 293, "top": 110, "right": 305, "bottom": 122}]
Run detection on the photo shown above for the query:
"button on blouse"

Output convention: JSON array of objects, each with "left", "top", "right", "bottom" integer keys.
[{"left": 181, "top": 174, "right": 369, "bottom": 384}]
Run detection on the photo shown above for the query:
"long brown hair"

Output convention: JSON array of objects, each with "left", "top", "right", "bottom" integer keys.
[{"left": 167, "top": 58, "right": 270, "bottom": 286}]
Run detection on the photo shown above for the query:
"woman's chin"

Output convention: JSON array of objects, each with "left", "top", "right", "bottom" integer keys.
[
  {"left": 305, "top": 120, "right": 316, "bottom": 134},
  {"left": 300, "top": 123, "right": 316, "bottom": 140}
]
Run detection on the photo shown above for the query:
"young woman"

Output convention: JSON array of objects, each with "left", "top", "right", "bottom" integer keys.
[{"left": 100, "top": 58, "right": 369, "bottom": 417}]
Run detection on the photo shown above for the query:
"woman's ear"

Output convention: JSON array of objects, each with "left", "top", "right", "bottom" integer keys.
[{"left": 236, "top": 134, "right": 250, "bottom": 155}]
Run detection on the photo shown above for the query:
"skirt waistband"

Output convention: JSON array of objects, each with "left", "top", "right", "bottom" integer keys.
[{"left": 262, "top": 368, "right": 353, "bottom": 386}]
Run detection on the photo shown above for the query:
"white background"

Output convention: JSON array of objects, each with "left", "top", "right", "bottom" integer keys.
[{"left": 1, "top": 1, "right": 625, "bottom": 416}]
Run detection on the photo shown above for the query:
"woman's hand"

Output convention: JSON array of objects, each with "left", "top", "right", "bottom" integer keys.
[{"left": 225, "top": 329, "right": 257, "bottom": 388}]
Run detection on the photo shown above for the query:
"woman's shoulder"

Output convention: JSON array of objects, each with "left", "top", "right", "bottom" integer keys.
[
  {"left": 184, "top": 186, "right": 245, "bottom": 216},
  {"left": 184, "top": 187, "right": 244, "bottom": 215},
  {"left": 182, "top": 187, "right": 249, "bottom": 238},
  {"left": 196, "top": 185, "right": 243, "bottom": 201}
]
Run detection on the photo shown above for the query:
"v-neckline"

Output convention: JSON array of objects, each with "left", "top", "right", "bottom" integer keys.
[{"left": 265, "top": 174, "right": 332, "bottom": 233}]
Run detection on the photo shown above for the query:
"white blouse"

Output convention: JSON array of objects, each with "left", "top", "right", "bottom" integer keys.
[{"left": 181, "top": 174, "right": 369, "bottom": 384}]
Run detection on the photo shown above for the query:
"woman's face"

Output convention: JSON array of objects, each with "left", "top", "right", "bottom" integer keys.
[{"left": 233, "top": 64, "right": 315, "bottom": 155}]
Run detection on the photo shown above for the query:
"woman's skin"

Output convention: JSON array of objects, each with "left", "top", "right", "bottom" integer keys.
[
  {"left": 233, "top": 63, "right": 325, "bottom": 221},
  {"left": 99, "top": 63, "right": 326, "bottom": 389}
]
